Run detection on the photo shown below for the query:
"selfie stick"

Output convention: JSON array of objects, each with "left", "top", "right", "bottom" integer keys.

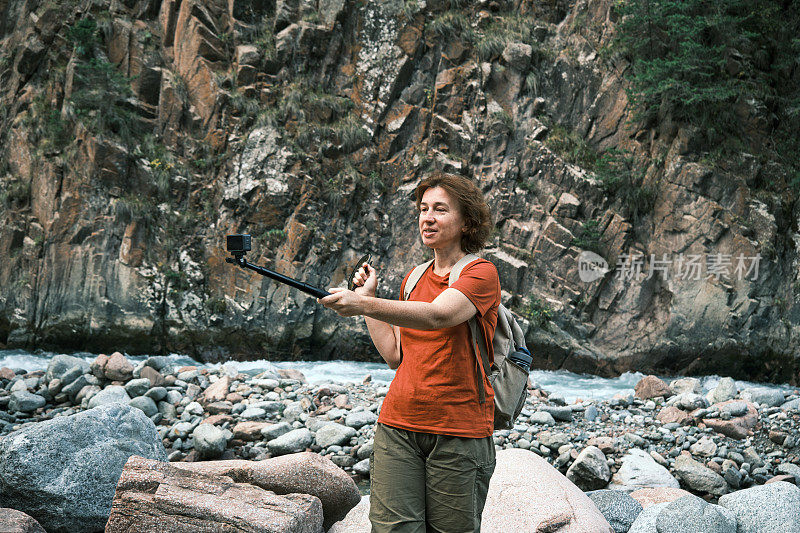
[{"left": 225, "top": 255, "right": 331, "bottom": 298}]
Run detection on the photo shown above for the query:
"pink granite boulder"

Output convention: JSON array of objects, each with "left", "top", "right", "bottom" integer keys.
[{"left": 701, "top": 400, "right": 758, "bottom": 439}]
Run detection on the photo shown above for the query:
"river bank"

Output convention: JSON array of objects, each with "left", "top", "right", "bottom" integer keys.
[
  {"left": 2, "top": 349, "right": 796, "bottom": 404},
  {"left": 1, "top": 352, "right": 799, "bottom": 531}
]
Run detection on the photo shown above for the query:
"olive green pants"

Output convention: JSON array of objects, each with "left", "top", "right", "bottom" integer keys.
[{"left": 369, "top": 422, "right": 496, "bottom": 533}]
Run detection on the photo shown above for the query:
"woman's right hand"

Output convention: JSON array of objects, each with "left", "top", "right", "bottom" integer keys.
[{"left": 352, "top": 263, "right": 378, "bottom": 297}]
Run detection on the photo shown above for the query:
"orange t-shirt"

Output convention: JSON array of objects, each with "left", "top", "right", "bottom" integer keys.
[{"left": 377, "top": 258, "right": 500, "bottom": 438}]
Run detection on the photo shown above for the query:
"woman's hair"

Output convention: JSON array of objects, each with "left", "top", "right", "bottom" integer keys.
[{"left": 415, "top": 171, "right": 493, "bottom": 254}]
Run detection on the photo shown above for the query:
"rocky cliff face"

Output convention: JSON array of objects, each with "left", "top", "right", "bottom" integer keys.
[{"left": 0, "top": 0, "right": 798, "bottom": 384}]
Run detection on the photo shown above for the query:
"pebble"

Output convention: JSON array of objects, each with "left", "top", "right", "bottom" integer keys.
[
  {"left": 129, "top": 396, "right": 158, "bottom": 417},
  {"left": 530, "top": 411, "right": 556, "bottom": 426},
  {"left": 540, "top": 405, "right": 573, "bottom": 422},
  {"left": 316, "top": 423, "right": 357, "bottom": 448},
  {"left": 240, "top": 407, "right": 267, "bottom": 419}
]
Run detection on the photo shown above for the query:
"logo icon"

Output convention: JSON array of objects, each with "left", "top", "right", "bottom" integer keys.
[{"left": 578, "top": 251, "right": 609, "bottom": 282}]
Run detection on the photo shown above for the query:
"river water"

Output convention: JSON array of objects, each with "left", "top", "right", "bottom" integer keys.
[{"left": 2, "top": 349, "right": 795, "bottom": 403}]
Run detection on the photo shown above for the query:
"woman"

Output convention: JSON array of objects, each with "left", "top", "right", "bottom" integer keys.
[{"left": 318, "top": 171, "right": 500, "bottom": 532}]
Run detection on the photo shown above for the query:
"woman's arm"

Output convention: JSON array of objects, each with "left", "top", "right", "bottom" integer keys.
[
  {"left": 320, "top": 263, "right": 478, "bottom": 367},
  {"left": 363, "top": 318, "right": 402, "bottom": 369},
  {"left": 319, "top": 287, "right": 478, "bottom": 330},
  {"left": 347, "top": 264, "right": 401, "bottom": 368}
]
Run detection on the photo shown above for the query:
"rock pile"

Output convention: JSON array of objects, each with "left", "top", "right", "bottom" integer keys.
[
  {"left": 1, "top": 358, "right": 799, "bottom": 532},
  {"left": 0, "top": 402, "right": 166, "bottom": 532}
]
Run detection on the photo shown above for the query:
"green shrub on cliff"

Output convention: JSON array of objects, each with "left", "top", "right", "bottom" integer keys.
[
  {"left": 0, "top": 179, "right": 31, "bottom": 209},
  {"left": 544, "top": 125, "right": 599, "bottom": 169},
  {"left": 572, "top": 219, "right": 604, "bottom": 255},
  {"left": 475, "top": 13, "right": 550, "bottom": 62},
  {"left": 595, "top": 149, "right": 656, "bottom": 224},
  {"left": 135, "top": 135, "right": 185, "bottom": 201},
  {"left": 70, "top": 59, "right": 141, "bottom": 144},
  {"left": 115, "top": 194, "right": 158, "bottom": 227},
  {"left": 515, "top": 296, "right": 554, "bottom": 329},
  {"left": 66, "top": 18, "right": 98, "bottom": 57},
  {"left": 23, "top": 94, "right": 70, "bottom": 154},
  {"left": 543, "top": 123, "right": 656, "bottom": 223},
  {"left": 271, "top": 81, "right": 368, "bottom": 154},
  {"left": 615, "top": 0, "right": 743, "bottom": 127},
  {"left": 427, "top": 12, "right": 473, "bottom": 40},
  {"left": 614, "top": 0, "right": 800, "bottom": 170}
]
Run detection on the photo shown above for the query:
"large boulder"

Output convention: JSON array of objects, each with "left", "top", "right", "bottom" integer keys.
[
  {"left": 702, "top": 400, "right": 758, "bottom": 439},
  {"left": 530, "top": 410, "right": 557, "bottom": 425},
  {"left": 124, "top": 378, "right": 151, "bottom": 398},
  {"left": 656, "top": 406, "right": 692, "bottom": 425},
  {"left": 0, "top": 403, "right": 167, "bottom": 532},
  {"left": 587, "top": 490, "right": 643, "bottom": 533},
  {"left": 173, "top": 452, "right": 360, "bottom": 530},
  {"left": 325, "top": 449, "right": 613, "bottom": 532},
  {"left": 261, "top": 421, "right": 293, "bottom": 440},
  {"left": 740, "top": 387, "right": 786, "bottom": 407},
  {"left": 328, "top": 495, "right": 370, "bottom": 533},
  {"left": 45, "top": 354, "right": 90, "bottom": 384},
  {"left": 627, "top": 502, "right": 669, "bottom": 533},
  {"left": 103, "top": 352, "right": 134, "bottom": 381},
  {"left": 634, "top": 375, "right": 673, "bottom": 400},
  {"left": 718, "top": 481, "right": 800, "bottom": 533},
  {"left": 708, "top": 377, "right": 737, "bottom": 404},
  {"left": 105, "top": 456, "right": 323, "bottom": 533},
  {"left": 781, "top": 398, "right": 800, "bottom": 411},
  {"left": 537, "top": 430, "right": 571, "bottom": 451},
  {"left": 198, "top": 375, "right": 231, "bottom": 405},
  {"left": 482, "top": 448, "right": 613, "bottom": 531},
  {"left": 540, "top": 405, "right": 573, "bottom": 421},
  {"left": 669, "top": 378, "right": 701, "bottom": 394},
  {"left": 689, "top": 435, "right": 718, "bottom": 458},
  {"left": 609, "top": 448, "right": 680, "bottom": 490},
  {"left": 233, "top": 421, "right": 272, "bottom": 441},
  {"left": 669, "top": 393, "right": 708, "bottom": 411},
  {"left": 345, "top": 410, "right": 378, "bottom": 429},
  {"left": 191, "top": 423, "right": 229, "bottom": 458},
  {"left": 629, "top": 495, "right": 736, "bottom": 533},
  {"left": 268, "top": 428, "right": 314, "bottom": 455},
  {"left": 0, "top": 508, "right": 46, "bottom": 533},
  {"left": 139, "top": 366, "right": 166, "bottom": 387},
  {"left": 673, "top": 454, "right": 728, "bottom": 496},
  {"left": 653, "top": 494, "right": 736, "bottom": 533},
  {"left": 566, "top": 445, "right": 611, "bottom": 491},
  {"left": 776, "top": 462, "right": 800, "bottom": 482},
  {"left": 128, "top": 396, "right": 158, "bottom": 417},
  {"left": 8, "top": 391, "right": 46, "bottom": 413}
]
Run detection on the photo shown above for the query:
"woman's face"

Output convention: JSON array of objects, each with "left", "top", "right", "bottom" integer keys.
[{"left": 418, "top": 186, "right": 467, "bottom": 250}]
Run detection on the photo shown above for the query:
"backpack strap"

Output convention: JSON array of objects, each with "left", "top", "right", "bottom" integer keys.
[
  {"left": 398, "top": 260, "right": 433, "bottom": 367},
  {"left": 402, "top": 260, "right": 434, "bottom": 301},
  {"left": 468, "top": 319, "right": 492, "bottom": 404},
  {"left": 448, "top": 254, "right": 492, "bottom": 405},
  {"left": 449, "top": 254, "right": 479, "bottom": 284}
]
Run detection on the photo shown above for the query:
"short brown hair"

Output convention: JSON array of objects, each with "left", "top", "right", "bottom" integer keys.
[{"left": 415, "top": 171, "right": 493, "bottom": 254}]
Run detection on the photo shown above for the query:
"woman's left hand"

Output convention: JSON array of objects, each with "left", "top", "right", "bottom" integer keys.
[{"left": 317, "top": 287, "right": 366, "bottom": 317}]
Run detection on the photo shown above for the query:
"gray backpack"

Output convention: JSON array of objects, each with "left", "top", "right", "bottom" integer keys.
[{"left": 402, "top": 254, "right": 532, "bottom": 430}]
